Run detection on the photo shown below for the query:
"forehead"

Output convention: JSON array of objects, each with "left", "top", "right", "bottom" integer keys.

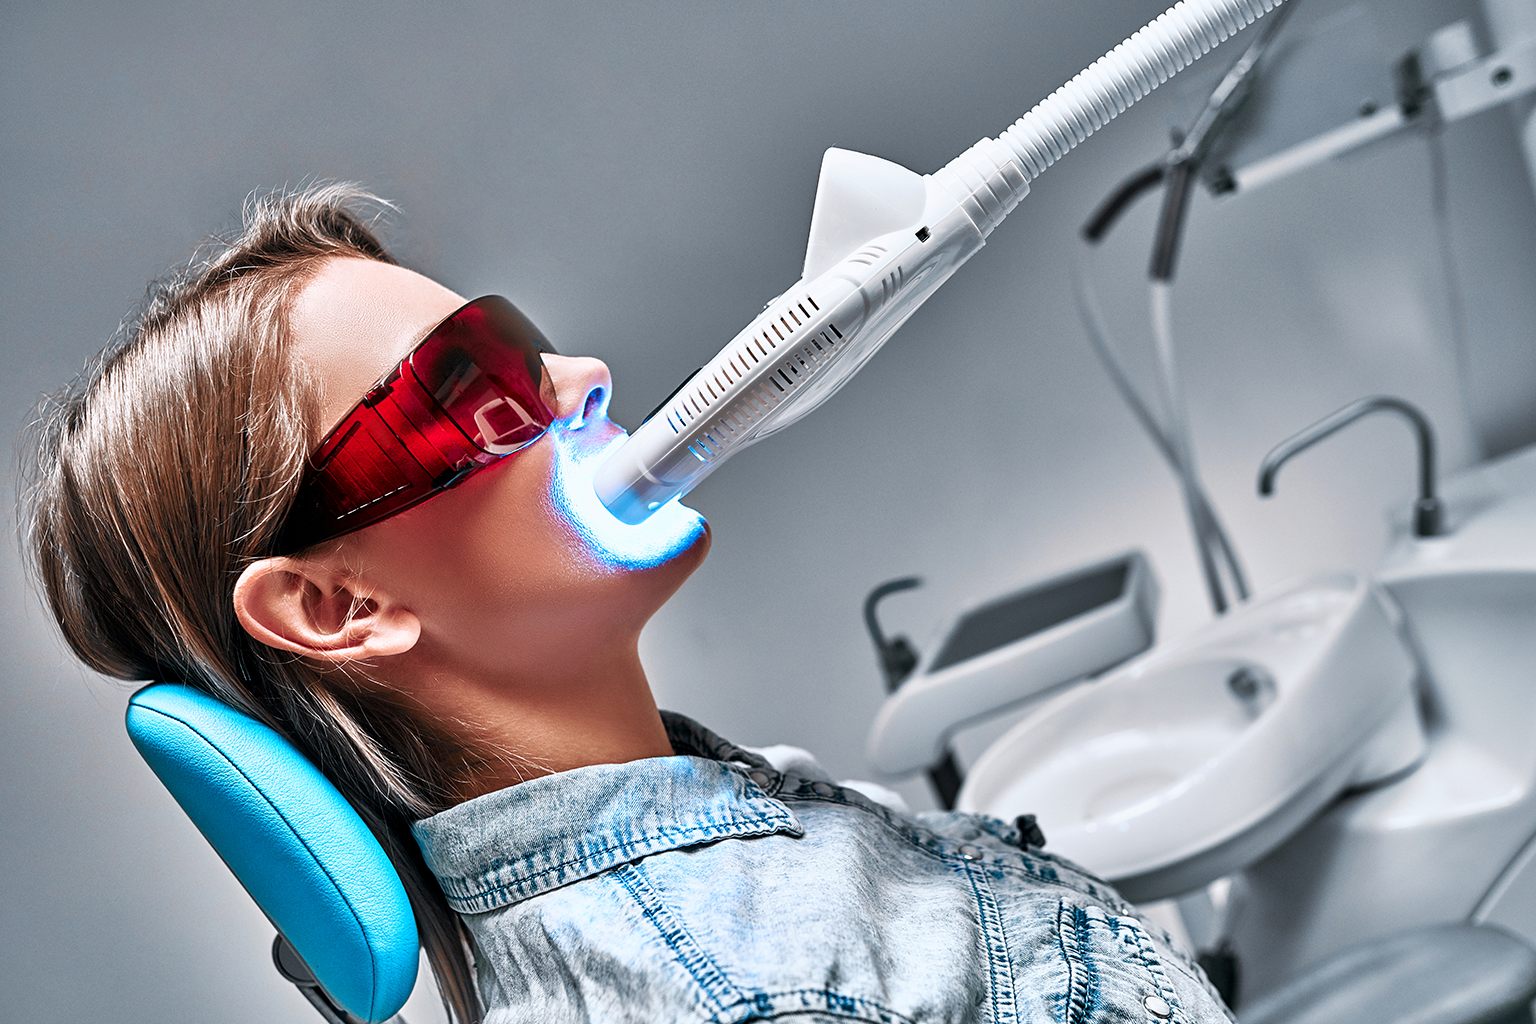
[{"left": 288, "top": 257, "right": 467, "bottom": 433}]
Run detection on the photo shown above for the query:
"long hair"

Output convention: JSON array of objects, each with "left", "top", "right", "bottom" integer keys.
[{"left": 18, "top": 184, "right": 483, "bottom": 1024}]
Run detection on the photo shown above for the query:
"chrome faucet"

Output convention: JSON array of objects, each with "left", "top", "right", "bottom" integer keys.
[{"left": 1258, "top": 396, "right": 1444, "bottom": 538}]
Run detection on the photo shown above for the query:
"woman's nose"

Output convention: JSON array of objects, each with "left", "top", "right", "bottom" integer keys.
[{"left": 543, "top": 354, "right": 613, "bottom": 429}]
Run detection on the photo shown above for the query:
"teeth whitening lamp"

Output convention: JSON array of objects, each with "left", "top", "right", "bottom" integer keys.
[{"left": 596, "top": 0, "right": 1290, "bottom": 524}]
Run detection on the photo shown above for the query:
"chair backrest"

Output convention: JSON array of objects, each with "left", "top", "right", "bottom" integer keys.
[{"left": 126, "top": 683, "right": 419, "bottom": 1023}]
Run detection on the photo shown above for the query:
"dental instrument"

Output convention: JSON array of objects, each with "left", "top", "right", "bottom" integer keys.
[
  {"left": 594, "top": 0, "right": 1291, "bottom": 525},
  {"left": 861, "top": 576, "right": 969, "bottom": 806},
  {"left": 1072, "top": 6, "right": 1300, "bottom": 616},
  {"left": 1068, "top": 0, "right": 1536, "bottom": 616},
  {"left": 1071, "top": 262, "right": 1250, "bottom": 613}
]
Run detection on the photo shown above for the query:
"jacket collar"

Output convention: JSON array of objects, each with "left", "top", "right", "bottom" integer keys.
[{"left": 412, "top": 713, "right": 804, "bottom": 914}]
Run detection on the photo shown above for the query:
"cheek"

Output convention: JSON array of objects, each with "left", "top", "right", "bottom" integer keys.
[
  {"left": 348, "top": 431, "right": 709, "bottom": 661},
  {"left": 413, "top": 445, "right": 607, "bottom": 603},
  {"left": 355, "top": 441, "right": 670, "bottom": 609}
]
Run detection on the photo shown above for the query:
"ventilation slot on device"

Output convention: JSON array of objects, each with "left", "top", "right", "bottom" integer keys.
[
  {"left": 847, "top": 244, "right": 888, "bottom": 268},
  {"left": 670, "top": 299, "right": 831, "bottom": 445},
  {"left": 688, "top": 391, "right": 771, "bottom": 464}
]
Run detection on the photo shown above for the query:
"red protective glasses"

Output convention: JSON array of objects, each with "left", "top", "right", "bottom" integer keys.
[{"left": 276, "top": 296, "right": 557, "bottom": 554}]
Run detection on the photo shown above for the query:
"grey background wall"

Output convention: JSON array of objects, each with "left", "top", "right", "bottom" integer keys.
[{"left": 5, "top": 1, "right": 1535, "bottom": 1021}]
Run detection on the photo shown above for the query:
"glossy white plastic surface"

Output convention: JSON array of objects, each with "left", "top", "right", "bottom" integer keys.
[
  {"left": 867, "top": 552, "right": 1158, "bottom": 777},
  {"left": 593, "top": 156, "right": 988, "bottom": 524},
  {"left": 595, "top": 0, "right": 1285, "bottom": 523},
  {"left": 1229, "top": 442, "right": 1536, "bottom": 997},
  {"left": 958, "top": 573, "right": 1421, "bottom": 903}
]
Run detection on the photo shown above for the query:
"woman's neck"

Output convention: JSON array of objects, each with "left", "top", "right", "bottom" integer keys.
[{"left": 396, "top": 639, "right": 676, "bottom": 802}]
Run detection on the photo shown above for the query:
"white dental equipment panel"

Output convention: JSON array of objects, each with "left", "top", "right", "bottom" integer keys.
[{"left": 867, "top": 551, "right": 1158, "bottom": 777}]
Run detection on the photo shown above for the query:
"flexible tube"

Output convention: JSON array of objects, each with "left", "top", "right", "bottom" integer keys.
[
  {"left": 998, "top": 0, "right": 1283, "bottom": 182},
  {"left": 1152, "top": 281, "right": 1252, "bottom": 610},
  {"left": 876, "top": 0, "right": 1287, "bottom": 245},
  {"left": 1070, "top": 259, "right": 1249, "bottom": 609},
  {"left": 597, "top": 0, "right": 1286, "bottom": 523}
]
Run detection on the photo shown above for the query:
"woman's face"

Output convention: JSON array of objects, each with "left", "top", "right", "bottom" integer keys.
[{"left": 286, "top": 257, "right": 709, "bottom": 680}]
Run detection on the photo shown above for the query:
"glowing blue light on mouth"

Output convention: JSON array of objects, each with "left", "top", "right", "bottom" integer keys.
[{"left": 549, "top": 432, "right": 706, "bottom": 570}]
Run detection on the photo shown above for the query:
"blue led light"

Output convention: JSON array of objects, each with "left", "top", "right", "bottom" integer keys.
[{"left": 549, "top": 432, "right": 706, "bottom": 570}]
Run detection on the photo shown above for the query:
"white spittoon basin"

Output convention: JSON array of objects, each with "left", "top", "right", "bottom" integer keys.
[{"left": 957, "top": 573, "right": 1426, "bottom": 903}]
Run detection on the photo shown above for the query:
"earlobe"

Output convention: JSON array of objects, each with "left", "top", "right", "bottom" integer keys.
[{"left": 233, "top": 557, "right": 420, "bottom": 665}]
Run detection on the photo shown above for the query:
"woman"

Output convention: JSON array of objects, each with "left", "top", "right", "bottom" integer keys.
[{"left": 21, "top": 185, "right": 1231, "bottom": 1024}]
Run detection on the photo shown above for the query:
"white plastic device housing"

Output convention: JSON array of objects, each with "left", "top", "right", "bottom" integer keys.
[
  {"left": 594, "top": 0, "right": 1286, "bottom": 522},
  {"left": 595, "top": 147, "right": 1016, "bottom": 523},
  {"left": 867, "top": 551, "right": 1159, "bottom": 777}
]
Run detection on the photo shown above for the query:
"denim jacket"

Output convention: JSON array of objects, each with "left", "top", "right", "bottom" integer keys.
[{"left": 412, "top": 713, "right": 1233, "bottom": 1024}]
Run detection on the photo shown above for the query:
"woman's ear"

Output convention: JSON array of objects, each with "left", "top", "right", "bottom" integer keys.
[{"left": 233, "top": 556, "right": 420, "bottom": 666}]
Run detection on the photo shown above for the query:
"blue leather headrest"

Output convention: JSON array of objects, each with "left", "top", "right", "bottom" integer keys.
[{"left": 126, "top": 684, "right": 419, "bottom": 1022}]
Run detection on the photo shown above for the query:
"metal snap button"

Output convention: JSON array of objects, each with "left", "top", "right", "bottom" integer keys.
[
  {"left": 1143, "top": 994, "right": 1172, "bottom": 1019},
  {"left": 958, "top": 844, "right": 984, "bottom": 861},
  {"left": 811, "top": 781, "right": 835, "bottom": 797},
  {"left": 748, "top": 770, "right": 772, "bottom": 788}
]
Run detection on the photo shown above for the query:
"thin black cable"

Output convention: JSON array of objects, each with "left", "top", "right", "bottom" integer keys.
[{"left": 1082, "top": 163, "right": 1167, "bottom": 243}]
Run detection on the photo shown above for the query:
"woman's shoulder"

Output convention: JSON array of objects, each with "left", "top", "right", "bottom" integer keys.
[{"left": 428, "top": 718, "right": 1232, "bottom": 1023}]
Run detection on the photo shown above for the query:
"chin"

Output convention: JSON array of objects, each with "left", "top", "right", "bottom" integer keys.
[{"left": 548, "top": 430, "right": 709, "bottom": 573}]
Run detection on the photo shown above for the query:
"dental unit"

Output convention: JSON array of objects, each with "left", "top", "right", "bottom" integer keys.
[
  {"left": 860, "top": 1, "right": 1536, "bottom": 1019},
  {"left": 593, "top": 0, "right": 1293, "bottom": 525}
]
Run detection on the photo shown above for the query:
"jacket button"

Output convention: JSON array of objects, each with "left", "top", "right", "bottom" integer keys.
[
  {"left": 811, "top": 781, "right": 835, "bottom": 797},
  {"left": 1013, "top": 813, "right": 1047, "bottom": 849},
  {"left": 748, "top": 770, "right": 772, "bottom": 788},
  {"left": 958, "top": 844, "right": 984, "bottom": 861},
  {"left": 1143, "top": 994, "right": 1172, "bottom": 1019}
]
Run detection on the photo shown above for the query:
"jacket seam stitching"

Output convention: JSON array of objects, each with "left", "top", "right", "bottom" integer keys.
[
  {"left": 822, "top": 798, "right": 1128, "bottom": 913},
  {"left": 439, "top": 812, "right": 797, "bottom": 904},
  {"left": 613, "top": 861, "right": 740, "bottom": 1014},
  {"left": 1057, "top": 901, "right": 1095, "bottom": 1024},
  {"left": 963, "top": 857, "right": 1018, "bottom": 1024},
  {"left": 707, "top": 987, "right": 918, "bottom": 1024},
  {"left": 1120, "top": 915, "right": 1185, "bottom": 1021}
]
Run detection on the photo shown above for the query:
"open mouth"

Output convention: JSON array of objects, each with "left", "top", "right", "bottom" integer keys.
[{"left": 548, "top": 431, "right": 706, "bottom": 570}]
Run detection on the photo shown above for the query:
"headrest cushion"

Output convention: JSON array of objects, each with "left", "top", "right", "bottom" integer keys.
[{"left": 126, "top": 684, "right": 419, "bottom": 1022}]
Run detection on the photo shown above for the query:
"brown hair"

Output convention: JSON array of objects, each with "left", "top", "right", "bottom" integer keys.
[{"left": 19, "top": 184, "right": 482, "bottom": 1024}]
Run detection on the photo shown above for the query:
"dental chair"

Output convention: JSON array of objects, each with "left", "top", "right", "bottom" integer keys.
[
  {"left": 126, "top": 684, "right": 419, "bottom": 1024},
  {"left": 127, "top": 681, "right": 1536, "bottom": 1024}
]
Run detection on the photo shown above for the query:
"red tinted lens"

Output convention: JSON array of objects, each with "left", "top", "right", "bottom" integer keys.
[
  {"left": 408, "top": 297, "right": 554, "bottom": 456},
  {"left": 277, "top": 296, "right": 556, "bottom": 553}
]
